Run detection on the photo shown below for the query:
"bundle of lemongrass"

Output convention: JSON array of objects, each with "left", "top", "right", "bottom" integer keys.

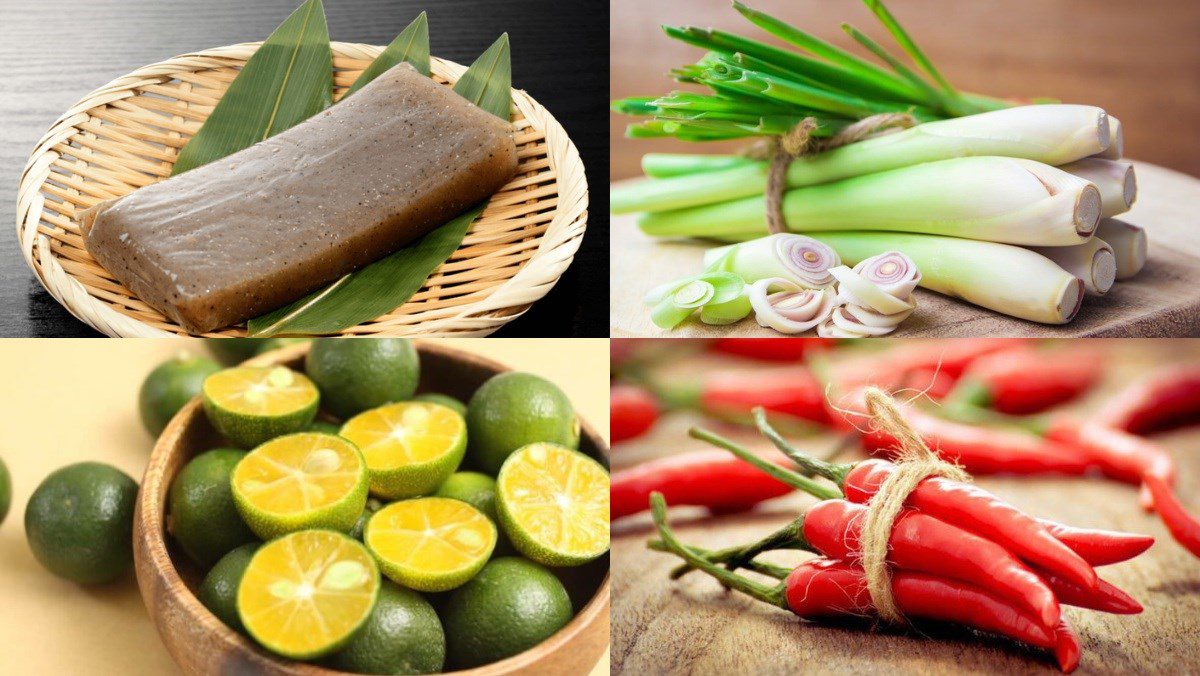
[{"left": 613, "top": 0, "right": 1147, "bottom": 330}]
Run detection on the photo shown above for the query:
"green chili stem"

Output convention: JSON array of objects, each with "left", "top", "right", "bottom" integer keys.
[
  {"left": 648, "top": 494, "right": 788, "bottom": 608},
  {"left": 687, "top": 427, "right": 843, "bottom": 501},
  {"left": 752, "top": 407, "right": 854, "bottom": 486}
]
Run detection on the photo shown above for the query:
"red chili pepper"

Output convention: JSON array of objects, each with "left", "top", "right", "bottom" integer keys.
[
  {"left": 710, "top": 337, "right": 832, "bottom": 361},
  {"left": 803, "top": 499, "right": 1060, "bottom": 627},
  {"left": 1053, "top": 622, "right": 1082, "bottom": 674},
  {"left": 841, "top": 459, "right": 1098, "bottom": 590},
  {"left": 699, "top": 367, "right": 831, "bottom": 425},
  {"left": 835, "top": 339, "right": 1020, "bottom": 393},
  {"left": 610, "top": 450, "right": 794, "bottom": 520},
  {"left": 1036, "top": 519, "right": 1154, "bottom": 566},
  {"left": 1143, "top": 475, "right": 1200, "bottom": 558},
  {"left": 949, "top": 346, "right": 1105, "bottom": 415},
  {"left": 610, "top": 384, "right": 660, "bottom": 444},
  {"left": 1037, "top": 569, "right": 1142, "bottom": 615},
  {"left": 1092, "top": 366, "right": 1200, "bottom": 434},
  {"left": 1045, "top": 417, "right": 1174, "bottom": 510},
  {"left": 782, "top": 559, "right": 1067, "bottom": 669},
  {"left": 837, "top": 390, "right": 1092, "bottom": 476}
]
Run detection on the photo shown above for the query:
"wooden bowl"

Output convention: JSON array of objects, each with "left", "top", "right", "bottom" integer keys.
[{"left": 133, "top": 341, "right": 609, "bottom": 675}]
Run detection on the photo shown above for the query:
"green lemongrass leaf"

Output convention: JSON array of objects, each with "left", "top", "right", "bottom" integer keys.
[
  {"left": 731, "top": 1, "right": 924, "bottom": 102},
  {"left": 663, "top": 25, "right": 916, "bottom": 105},
  {"left": 343, "top": 11, "right": 430, "bottom": 98},
  {"left": 641, "top": 154, "right": 759, "bottom": 178},
  {"left": 841, "top": 23, "right": 945, "bottom": 110},
  {"left": 861, "top": 0, "right": 957, "bottom": 97},
  {"left": 172, "top": 0, "right": 332, "bottom": 175},
  {"left": 246, "top": 203, "right": 485, "bottom": 336},
  {"left": 612, "top": 97, "right": 659, "bottom": 115},
  {"left": 453, "top": 33, "right": 512, "bottom": 120},
  {"left": 627, "top": 120, "right": 745, "bottom": 141}
]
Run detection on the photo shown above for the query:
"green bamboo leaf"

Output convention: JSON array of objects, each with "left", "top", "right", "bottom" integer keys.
[
  {"left": 246, "top": 203, "right": 485, "bottom": 336},
  {"left": 453, "top": 33, "right": 512, "bottom": 120},
  {"left": 172, "top": 0, "right": 331, "bottom": 175},
  {"left": 343, "top": 11, "right": 430, "bottom": 98}
]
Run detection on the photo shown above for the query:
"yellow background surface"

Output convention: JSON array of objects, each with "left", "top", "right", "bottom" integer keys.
[{"left": 0, "top": 338, "right": 609, "bottom": 675}]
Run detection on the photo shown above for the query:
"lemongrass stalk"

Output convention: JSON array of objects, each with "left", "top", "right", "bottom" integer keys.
[
  {"left": 611, "top": 105, "right": 1109, "bottom": 214},
  {"left": 703, "top": 233, "right": 840, "bottom": 286},
  {"left": 1096, "top": 116, "right": 1123, "bottom": 159},
  {"left": 701, "top": 292, "right": 753, "bottom": 325},
  {"left": 1059, "top": 158, "right": 1136, "bottom": 218},
  {"left": 641, "top": 154, "right": 759, "bottom": 178},
  {"left": 1096, "top": 218, "right": 1147, "bottom": 279},
  {"left": 1029, "top": 238, "right": 1117, "bottom": 296},
  {"left": 770, "top": 231, "right": 1084, "bottom": 324},
  {"left": 638, "top": 157, "right": 1100, "bottom": 246}
]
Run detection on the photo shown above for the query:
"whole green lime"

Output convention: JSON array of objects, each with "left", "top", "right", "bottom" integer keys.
[
  {"left": 434, "top": 472, "right": 497, "bottom": 521},
  {"left": 328, "top": 582, "right": 445, "bottom": 674},
  {"left": 305, "top": 338, "right": 420, "bottom": 420},
  {"left": 466, "top": 372, "right": 580, "bottom": 474},
  {"left": 0, "top": 457, "right": 11, "bottom": 525},
  {"left": 440, "top": 557, "right": 573, "bottom": 669},
  {"left": 205, "top": 338, "right": 263, "bottom": 365},
  {"left": 139, "top": 355, "right": 221, "bottom": 437},
  {"left": 413, "top": 393, "right": 467, "bottom": 417},
  {"left": 256, "top": 338, "right": 311, "bottom": 354},
  {"left": 169, "top": 449, "right": 256, "bottom": 567},
  {"left": 198, "top": 542, "right": 259, "bottom": 633},
  {"left": 25, "top": 462, "right": 138, "bottom": 584}
]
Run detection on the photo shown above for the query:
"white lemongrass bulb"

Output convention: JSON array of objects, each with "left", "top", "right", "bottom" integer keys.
[
  {"left": 703, "top": 233, "right": 840, "bottom": 287},
  {"left": 807, "top": 231, "right": 1085, "bottom": 325},
  {"left": 1029, "top": 239, "right": 1117, "bottom": 296},
  {"left": 1096, "top": 218, "right": 1147, "bottom": 279},
  {"left": 1096, "top": 116, "right": 1124, "bottom": 160},
  {"left": 1059, "top": 158, "right": 1136, "bottom": 218},
  {"left": 819, "top": 303, "right": 914, "bottom": 337},
  {"left": 821, "top": 253, "right": 919, "bottom": 337},
  {"left": 748, "top": 279, "right": 837, "bottom": 334},
  {"left": 641, "top": 156, "right": 1101, "bottom": 246}
]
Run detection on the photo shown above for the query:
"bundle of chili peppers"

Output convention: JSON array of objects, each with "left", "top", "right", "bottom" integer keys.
[{"left": 642, "top": 397, "right": 1153, "bottom": 673}]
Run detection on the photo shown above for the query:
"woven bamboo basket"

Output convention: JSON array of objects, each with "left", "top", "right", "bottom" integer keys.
[{"left": 16, "top": 42, "right": 588, "bottom": 337}]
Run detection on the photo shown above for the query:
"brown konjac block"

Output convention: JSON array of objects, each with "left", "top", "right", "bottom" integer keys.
[{"left": 82, "top": 63, "right": 518, "bottom": 333}]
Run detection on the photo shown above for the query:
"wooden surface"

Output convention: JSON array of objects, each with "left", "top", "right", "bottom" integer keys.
[
  {"left": 136, "top": 342, "right": 610, "bottom": 675},
  {"left": 0, "top": 0, "right": 607, "bottom": 337},
  {"left": 609, "top": 0, "right": 1200, "bottom": 181},
  {"left": 610, "top": 162, "right": 1200, "bottom": 337},
  {"left": 611, "top": 340, "right": 1200, "bottom": 674},
  {"left": 0, "top": 338, "right": 610, "bottom": 675}
]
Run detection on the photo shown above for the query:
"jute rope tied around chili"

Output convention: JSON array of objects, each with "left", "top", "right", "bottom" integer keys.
[
  {"left": 744, "top": 113, "right": 918, "bottom": 234},
  {"left": 856, "top": 386, "right": 970, "bottom": 624}
]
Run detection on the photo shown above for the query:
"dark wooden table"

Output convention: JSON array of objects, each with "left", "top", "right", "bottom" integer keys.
[{"left": 0, "top": 0, "right": 608, "bottom": 337}]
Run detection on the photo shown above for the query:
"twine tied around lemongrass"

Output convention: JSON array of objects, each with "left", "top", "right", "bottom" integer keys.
[
  {"left": 744, "top": 113, "right": 917, "bottom": 234},
  {"left": 855, "top": 386, "right": 970, "bottom": 624}
]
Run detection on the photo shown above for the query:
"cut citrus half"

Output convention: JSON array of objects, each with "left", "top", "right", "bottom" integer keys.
[
  {"left": 339, "top": 402, "right": 467, "bottom": 499},
  {"left": 365, "top": 497, "right": 496, "bottom": 591},
  {"left": 496, "top": 443, "right": 610, "bottom": 566},
  {"left": 237, "top": 530, "right": 380, "bottom": 660},
  {"left": 231, "top": 433, "right": 368, "bottom": 540},
  {"left": 202, "top": 366, "right": 319, "bottom": 448}
]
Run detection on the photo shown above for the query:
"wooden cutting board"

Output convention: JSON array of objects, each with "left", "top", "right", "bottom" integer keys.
[
  {"left": 609, "top": 162, "right": 1200, "bottom": 338},
  {"left": 610, "top": 341, "right": 1200, "bottom": 674}
]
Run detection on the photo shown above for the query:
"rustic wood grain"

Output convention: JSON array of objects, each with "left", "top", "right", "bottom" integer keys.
[
  {"left": 0, "top": 0, "right": 607, "bottom": 337},
  {"left": 610, "top": 162, "right": 1200, "bottom": 337},
  {"left": 611, "top": 340, "right": 1200, "bottom": 674},
  {"left": 610, "top": 0, "right": 1200, "bottom": 181},
  {"left": 134, "top": 341, "right": 610, "bottom": 676}
]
